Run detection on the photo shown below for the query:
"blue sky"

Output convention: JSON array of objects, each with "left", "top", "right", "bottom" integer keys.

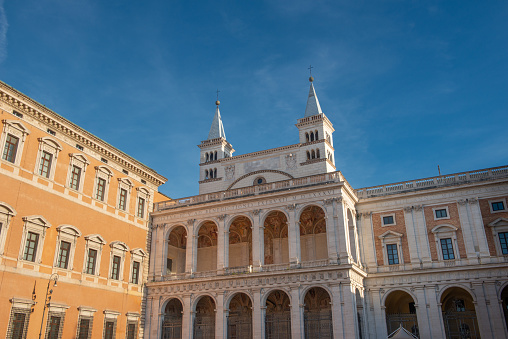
[{"left": 0, "top": 1, "right": 507, "bottom": 198}]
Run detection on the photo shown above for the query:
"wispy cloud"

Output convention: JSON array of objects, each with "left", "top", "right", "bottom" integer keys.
[{"left": 0, "top": 0, "right": 7, "bottom": 64}]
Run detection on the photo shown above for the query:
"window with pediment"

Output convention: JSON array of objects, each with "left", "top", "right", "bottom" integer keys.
[
  {"left": 136, "top": 187, "right": 150, "bottom": 219},
  {"left": 93, "top": 166, "right": 113, "bottom": 202},
  {"left": 431, "top": 225, "right": 460, "bottom": 261},
  {"left": 53, "top": 225, "right": 81, "bottom": 270},
  {"left": 488, "top": 218, "right": 508, "bottom": 256},
  {"left": 378, "top": 230, "right": 404, "bottom": 266},
  {"left": 0, "top": 201, "right": 16, "bottom": 256},
  {"left": 66, "top": 154, "right": 89, "bottom": 192},
  {"left": 108, "top": 241, "right": 129, "bottom": 281},
  {"left": 34, "top": 137, "right": 62, "bottom": 180},
  {"left": 83, "top": 234, "right": 106, "bottom": 276},
  {"left": 117, "top": 178, "right": 133, "bottom": 212},
  {"left": 1, "top": 120, "right": 30, "bottom": 166},
  {"left": 129, "top": 248, "right": 146, "bottom": 285},
  {"left": 19, "top": 216, "right": 51, "bottom": 264}
]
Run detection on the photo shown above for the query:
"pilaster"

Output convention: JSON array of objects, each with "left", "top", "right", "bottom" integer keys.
[
  {"left": 402, "top": 206, "right": 421, "bottom": 266},
  {"left": 468, "top": 198, "right": 491, "bottom": 258},
  {"left": 324, "top": 198, "right": 339, "bottom": 263},
  {"left": 372, "top": 289, "right": 387, "bottom": 338},
  {"left": 287, "top": 204, "right": 301, "bottom": 266},
  {"left": 484, "top": 281, "right": 506, "bottom": 336},
  {"left": 290, "top": 287, "right": 303, "bottom": 339},
  {"left": 216, "top": 293, "right": 226, "bottom": 339},
  {"left": 251, "top": 210, "right": 264, "bottom": 270},
  {"left": 457, "top": 199, "right": 481, "bottom": 259},
  {"left": 252, "top": 289, "right": 264, "bottom": 339},
  {"left": 413, "top": 205, "right": 432, "bottom": 264},
  {"left": 185, "top": 219, "right": 196, "bottom": 274},
  {"left": 181, "top": 294, "right": 193, "bottom": 339},
  {"left": 471, "top": 282, "right": 494, "bottom": 338},
  {"left": 413, "top": 287, "right": 431, "bottom": 339},
  {"left": 335, "top": 197, "right": 349, "bottom": 263},
  {"left": 217, "top": 215, "right": 227, "bottom": 272}
]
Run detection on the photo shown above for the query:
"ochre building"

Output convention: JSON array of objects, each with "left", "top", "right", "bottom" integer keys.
[
  {"left": 146, "top": 78, "right": 508, "bottom": 338},
  {"left": 0, "top": 80, "right": 167, "bottom": 339}
]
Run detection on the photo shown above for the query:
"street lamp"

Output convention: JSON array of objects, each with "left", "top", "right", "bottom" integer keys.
[{"left": 38, "top": 273, "right": 59, "bottom": 339}]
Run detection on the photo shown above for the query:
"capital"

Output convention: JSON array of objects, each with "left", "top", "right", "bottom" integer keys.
[
  {"left": 457, "top": 199, "right": 467, "bottom": 206},
  {"left": 403, "top": 206, "right": 413, "bottom": 213},
  {"left": 218, "top": 214, "right": 227, "bottom": 221},
  {"left": 252, "top": 209, "right": 262, "bottom": 216},
  {"left": 187, "top": 219, "right": 196, "bottom": 226},
  {"left": 468, "top": 197, "right": 478, "bottom": 204},
  {"left": 287, "top": 203, "right": 298, "bottom": 211},
  {"left": 413, "top": 205, "right": 423, "bottom": 211}
]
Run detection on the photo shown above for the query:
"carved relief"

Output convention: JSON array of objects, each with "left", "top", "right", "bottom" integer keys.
[
  {"left": 225, "top": 165, "right": 235, "bottom": 180},
  {"left": 252, "top": 209, "right": 262, "bottom": 216},
  {"left": 414, "top": 205, "right": 423, "bottom": 212},
  {"left": 218, "top": 214, "right": 227, "bottom": 221},
  {"left": 287, "top": 204, "right": 298, "bottom": 211},
  {"left": 403, "top": 206, "right": 413, "bottom": 213},
  {"left": 468, "top": 197, "right": 478, "bottom": 204},
  {"left": 458, "top": 199, "right": 467, "bottom": 206},
  {"left": 285, "top": 154, "right": 297, "bottom": 170},
  {"left": 187, "top": 219, "right": 196, "bottom": 226}
]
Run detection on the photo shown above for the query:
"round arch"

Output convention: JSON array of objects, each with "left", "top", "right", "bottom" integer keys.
[
  {"left": 160, "top": 296, "right": 185, "bottom": 314},
  {"left": 192, "top": 294, "right": 218, "bottom": 312},
  {"left": 437, "top": 284, "right": 477, "bottom": 303},
  {"left": 260, "top": 209, "right": 290, "bottom": 226},
  {"left": 300, "top": 284, "right": 333, "bottom": 304},
  {"left": 261, "top": 287, "right": 292, "bottom": 306},
  {"left": 164, "top": 223, "right": 189, "bottom": 241},
  {"left": 381, "top": 287, "right": 419, "bottom": 307},
  {"left": 194, "top": 219, "right": 219, "bottom": 236},
  {"left": 226, "top": 214, "right": 254, "bottom": 233},
  {"left": 296, "top": 203, "right": 329, "bottom": 221},
  {"left": 225, "top": 291, "right": 254, "bottom": 310}
]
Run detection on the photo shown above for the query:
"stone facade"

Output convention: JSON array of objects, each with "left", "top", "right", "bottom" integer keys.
[{"left": 145, "top": 80, "right": 508, "bottom": 338}]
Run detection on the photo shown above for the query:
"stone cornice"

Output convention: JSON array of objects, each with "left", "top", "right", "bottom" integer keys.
[{"left": 0, "top": 81, "right": 167, "bottom": 186}]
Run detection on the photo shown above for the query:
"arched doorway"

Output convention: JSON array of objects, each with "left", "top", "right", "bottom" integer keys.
[
  {"left": 441, "top": 287, "right": 480, "bottom": 338},
  {"left": 167, "top": 226, "right": 187, "bottom": 275},
  {"left": 303, "top": 287, "right": 333, "bottom": 338},
  {"left": 264, "top": 211, "right": 289, "bottom": 266},
  {"left": 228, "top": 216, "right": 252, "bottom": 269},
  {"left": 502, "top": 285, "right": 508, "bottom": 332},
  {"left": 299, "top": 206, "right": 328, "bottom": 262},
  {"left": 197, "top": 221, "right": 218, "bottom": 272},
  {"left": 193, "top": 296, "right": 216, "bottom": 339},
  {"left": 227, "top": 293, "right": 252, "bottom": 339},
  {"left": 162, "top": 299, "right": 183, "bottom": 339},
  {"left": 384, "top": 290, "right": 419, "bottom": 337},
  {"left": 265, "top": 290, "right": 291, "bottom": 339}
]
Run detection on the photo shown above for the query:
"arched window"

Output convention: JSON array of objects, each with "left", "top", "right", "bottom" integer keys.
[
  {"left": 311, "top": 150, "right": 316, "bottom": 159},
  {"left": 214, "top": 151, "right": 217, "bottom": 160},
  {"left": 214, "top": 168, "right": 217, "bottom": 178},
  {"left": 205, "top": 170, "right": 209, "bottom": 179},
  {"left": 305, "top": 133, "right": 309, "bottom": 142},
  {"left": 307, "top": 151, "right": 310, "bottom": 160},
  {"left": 315, "top": 130, "right": 319, "bottom": 140},
  {"left": 205, "top": 153, "right": 209, "bottom": 162},
  {"left": 310, "top": 132, "right": 314, "bottom": 142},
  {"left": 316, "top": 149, "right": 320, "bottom": 158}
]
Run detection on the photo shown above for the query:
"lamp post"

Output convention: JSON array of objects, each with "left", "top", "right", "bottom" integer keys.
[{"left": 38, "top": 273, "right": 59, "bottom": 339}]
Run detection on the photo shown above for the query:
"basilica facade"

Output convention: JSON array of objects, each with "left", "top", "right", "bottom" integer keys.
[{"left": 145, "top": 79, "right": 508, "bottom": 339}]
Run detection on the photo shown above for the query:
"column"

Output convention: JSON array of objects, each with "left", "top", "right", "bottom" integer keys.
[
  {"left": 324, "top": 198, "right": 339, "bottom": 263},
  {"left": 335, "top": 197, "right": 349, "bottom": 263},
  {"left": 151, "top": 225, "right": 161, "bottom": 277},
  {"left": 252, "top": 289, "right": 264, "bottom": 339},
  {"left": 402, "top": 206, "right": 422, "bottom": 267},
  {"left": 360, "top": 212, "right": 377, "bottom": 268},
  {"left": 182, "top": 294, "right": 193, "bottom": 339},
  {"left": 154, "top": 296, "right": 162, "bottom": 339},
  {"left": 216, "top": 215, "right": 227, "bottom": 273},
  {"left": 287, "top": 204, "right": 301, "bottom": 266},
  {"left": 413, "top": 205, "right": 432, "bottom": 264},
  {"left": 251, "top": 210, "right": 264, "bottom": 271},
  {"left": 484, "top": 281, "right": 506, "bottom": 337},
  {"left": 290, "top": 287, "right": 303, "bottom": 339},
  {"left": 426, "top": 285, "right": 446, "bottom": 338},
  {"left": 330, "top": 284, "right": 345, "bottom": 338},
  {"left": 457, "top": 199, "right": 480, "bottom": 259},
  {"left": 472, "top": 282, "right": 495, "bottom": 338},
  {"left": 185, "top": 220, "right": 196, "bottom": 274},
  {"left": 215, "top": 293, "right": 226, "bottom": 339},
  {"left": 341, "top": 284, "right": 357, "bottom": 338},
  {"left": 413, "top": 287, "right": 431, "bottom": 339},
  {"left": 468, "top": 198, "right": 491, "bottom": 258},
  {"left": 372, "top": 289, "right": 387, "bottom": 338}
]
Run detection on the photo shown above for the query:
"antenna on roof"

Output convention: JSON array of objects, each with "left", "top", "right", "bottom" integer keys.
[{"left": 438, "top": 165, "right": 441, "bottom": 176}]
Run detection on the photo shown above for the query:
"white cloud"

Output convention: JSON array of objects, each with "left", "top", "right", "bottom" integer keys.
[{"left": 0, "top": 0, "right": 7, "bottom": 64}]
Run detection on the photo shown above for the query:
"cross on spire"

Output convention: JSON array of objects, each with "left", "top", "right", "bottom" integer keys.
[
  {"left": 216, "top": 89, "right": 220, "bottom": 101},
  {"left": 308, "top": 65, "right": 313, "bottom": 76}
]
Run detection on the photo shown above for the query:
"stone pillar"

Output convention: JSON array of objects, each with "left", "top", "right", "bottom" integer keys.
[
  {"left": 413, "top": 205, "right": 432, "bottom": 264},
  {"left": 457, "top": 199, "right": 480, "bottom": 259},
  {"left": 412, "top": 287, "right": 431, "bottom": 339},
  {"left": 341, "top": 283, "right": 357, "bottom": 338},
  {"left": 155, "top": 296, "right": 163, "bottom": 339},
  {"left": 290, "top": 287, "right": 303, "bottom": 339},
  {"left": 335, "top": 197, "right": 349, "bottom": 263},
  {"left": 287, "top": 204, "right": 301, "bottom": 266},
  {"left": 426, "top": 285, "right": 446, "bottom": 338},
  {"left": 472, "top": 282, "right": 494, "bottom": 338},
  {"left": 185, "top": 220, "right": 196, "bottom": 274},
  {"left": 324, "top": 198, "right": 339, "bottom": 263},
  {"left": 402, "top": 206, "right": 422, "bottom": 267},
  {"left": 217, "top": 215, "right": 227, "bottom": 272},
  {"left": 151, "top": 225, "right": 161, "bottom": 277},
  {"left": 484, "top": 281, "right": 506, "bottom": 336},
  {"left": 330, "top": 284, "right": 345, "bottom": 338},
  {"left": 252, "top": 289, "right": 264, "bottom": 339},
  {"left": 182, "top": 294, "right": 193, "bottom": 339},
  {"left": 251, "top": 210, "right": 264, "bottom": 271},
  {"left": 215, "top": 293, "right": 226, "bottom": 339},
  {"left": 372, "top": 289, "right": 387, "bottom": 338},
  {"left": 468, "top": 198, "right": 491, "bottom": 258},
  {"left": 360, "top": 212, "right": 377, "bottom": 268}
]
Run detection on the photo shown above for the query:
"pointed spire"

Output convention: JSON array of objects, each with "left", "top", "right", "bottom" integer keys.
[
  {"left": 304, "top": 77, "right": 323, "bottom": 118},
  {"left": 207, "top": 100, "right": 227, "bottom": 140}
]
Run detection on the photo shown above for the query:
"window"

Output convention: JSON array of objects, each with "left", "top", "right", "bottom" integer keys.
[
  {"left": 83, "top": 234, "right": 106, "bottom": 276},
  {"left": 43, "top": 304, "right": 69, "bottom": 339},
  {"left": 53, "top": 225, "right": 81, "bottom": 270},
  {"left": 136, "top": 187, "right": 150, "bottom": 219},
  {"left": 488, "top": 217, "right": 508, "bottom": 256},
  {"left": 118, "top": 189, "right": 127, "bottom": 210},
  {"left": 129, "top": 248, "right": 146, "bottom": 285},
  {"left": 57, "top": 241, "right": 71, "bottom": 269},
  {"left": 499, "top": 232, "right": 508, "bottom": 255},
  {"left": 104, "top": 321, "right": 115, "bottom": 339},
  {"left": 23, "top": 232, "right": 39, "bottom": 262},
  {"left": 19, "top": 216, "right": 51, "bottom": 264},
  {"left": 167, "top": 258, "right": 172, "bottom": 272},
  {"left": 492, "top": 201, "right": 505, "bottom": 212},
  {"left": 137, "top": 198, "right": 145, "bottom": 218},
  {"left": 108, "top": 241, "right": 128, "bottom": 282},
  {"left": 12, "top": 313, "right": 26, "bottom": 339},
  {"left": 440, "top": 238, "right": 455, "bottom": 260},
  {"left": 77, "top": 318, "right": 91, "bottom": 339},
  {"left": 102, "top": 311, "right": 119, "bottom": 339},
  {"left": 0, "top": 202, "right": 16, "bottom": 256},
  {"left": 435, "top": 209, "right": 448, "bottom": 219},
  {"left": 3, "top": 134, "right": 19, "bottom": 163},
  {"left": 455, "top": 299, "right": 466, "bottom": 312},
  {"left": 131, "top": 261, "right": 140, "bottom": 284},
  {"left": 101, "top": 157, "right": 108, "bottom": 164},
  {"left": 122, "top": 169, "right": 129, "bottom": 175},
  {"left": 7, "top": 298, "right": 34, "bottom": 339},
  {"left": 117, "top": 178, "right": 133, "bottom": 212},
  {"left": 93, "top": 166, "right": 113, "bottom": 202},
  {"left": 1, "top": 120, "right": 30, "bottom": 166},
  {"left": 76, "top": 144, "right": 84, "bottom": 151},
  {"left": 86, "top": 249, "right": 98, "bottom": 275},
  {"left": 13, "top": 111, "right": 23, "bottom": 118},
  {"left": 126, "top": 323, "right": 137, "bottom": 339},
  {"left": 34, "top": 137, "right": 61, "bottom": 180},
  {"left": 125, "top": 313, "right": 140, "bottom": 339},
  {"left": 77, "top": 306, "right": 96, "bottom": 339},
  {"left": 111, "top": 255, "right": 120, "bottom": 280},
  {"left": 67, "top": 154, "right": 89, "bottom": 192},
  {"left": 381, "top": 214, "right": 396, "bottom": 226},
  {"left": 386, "top": 244, "right": 399, "bottom": 265},
  {"left": 47, "top": 315, "right": 61, "bottom": 339}
]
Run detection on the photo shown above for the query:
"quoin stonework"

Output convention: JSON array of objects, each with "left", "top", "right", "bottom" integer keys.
[{"left": 145, "top": 78, "right": 508, "bottom": 339}]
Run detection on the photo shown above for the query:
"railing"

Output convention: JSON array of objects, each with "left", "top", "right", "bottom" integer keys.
[
  {"left": 192, "top": 270, "right": 218, "bottom": 278},
  {"left": 300, "top": 259, "right": 330, "bottom": 268},
  {"left": 224, "top": 266, "right": 252, "bottom": 275},
  {"left": 155, "top": 172, "right": 346, "bottom": 211},
  {"left": 355, "top": 165, "right": 508, "bottom": 199},
  {"left": 262, "top": 263, "right": 291, "bottom": 272}
]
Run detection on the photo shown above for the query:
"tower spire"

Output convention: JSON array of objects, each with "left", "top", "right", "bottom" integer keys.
[
  {"left": 304, "top": 74, "right": 323, "bottom": 118},
  {"left": 207, "top": 95, "right": 227, "bottom": 140}
]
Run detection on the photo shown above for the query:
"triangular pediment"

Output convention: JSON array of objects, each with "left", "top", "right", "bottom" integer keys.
[
  {"left": 489, "top": 217, "right": 508, "bottom": 227},
  {"left": 22, "top": 215, "right": 51, "bottom": 228},
  {"left": 0, "top": 201, "right": 17, "bottom": 216},
  {"left": 378, "top": 230, "right": 403, "bottom": 239}
]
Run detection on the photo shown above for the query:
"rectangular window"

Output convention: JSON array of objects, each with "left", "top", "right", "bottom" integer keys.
[
  {"left": 104, "top": 321, "right": 115, "bottom": 339},
  {"left": 382, "top": 215, "right": 394, "bottom": 226},
  {"left": 47, "top": 315, "right": 61, "bottom": 339},
  {"left": 137, "top": 197, "right": 145, "bottom": 218},
  {"left": 23, "top": 231, "right": 39, "bottom": 262},
  {"left": 86, "top": 249, "right": 98, "bottom": 275},
  {"left": 440, "top": 238, "right": 455, "bottom": 260},
  {"left": 77, "top": 318, "right": 90, "bottom": 339},
  {"left": 111, "top": 255, "right": 121, "bottom": 280},
  {"left": 455, "top": 299, "right": 465, "bottom": 312},
  {"left": 118, "top": 189, "right": 127, "bottom": 210},
  {"left": 492, "top": 201, "right": 505, "bottom": 211},
  {"left": 131, "top": 261, "right": 140, "bottom": 284},
  {"left": 386, "top": 244, "right": 399, "bottom": 265},
  {"left": 11, "top": 312, "right": 26, "bottom": 339},
  {"left": 126, "top": 323, "right": 136, "bottom": 339},
  {"left": 96, "top": 178, "right": 106, "bottom": 201},
  {"left": 57, "top": 241, "right": 71, "bottom": 269},
  {"left": 2, "top": 134, "right": 19, "bottom": 163},
  {"left": 69, "top": 165, "right": 82, "bottom": 190},
  {"left": 39, "top": 151, "right": 53, "bottom": 178},
  {"left": 435, "top": 209, "right": 447, "bottom": 218},
  {"left": 499, "top": 232, "right": 508, "bottom": 255},
  {"left": 167, "top": 258, "right": 173, "bottom": 272}
]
